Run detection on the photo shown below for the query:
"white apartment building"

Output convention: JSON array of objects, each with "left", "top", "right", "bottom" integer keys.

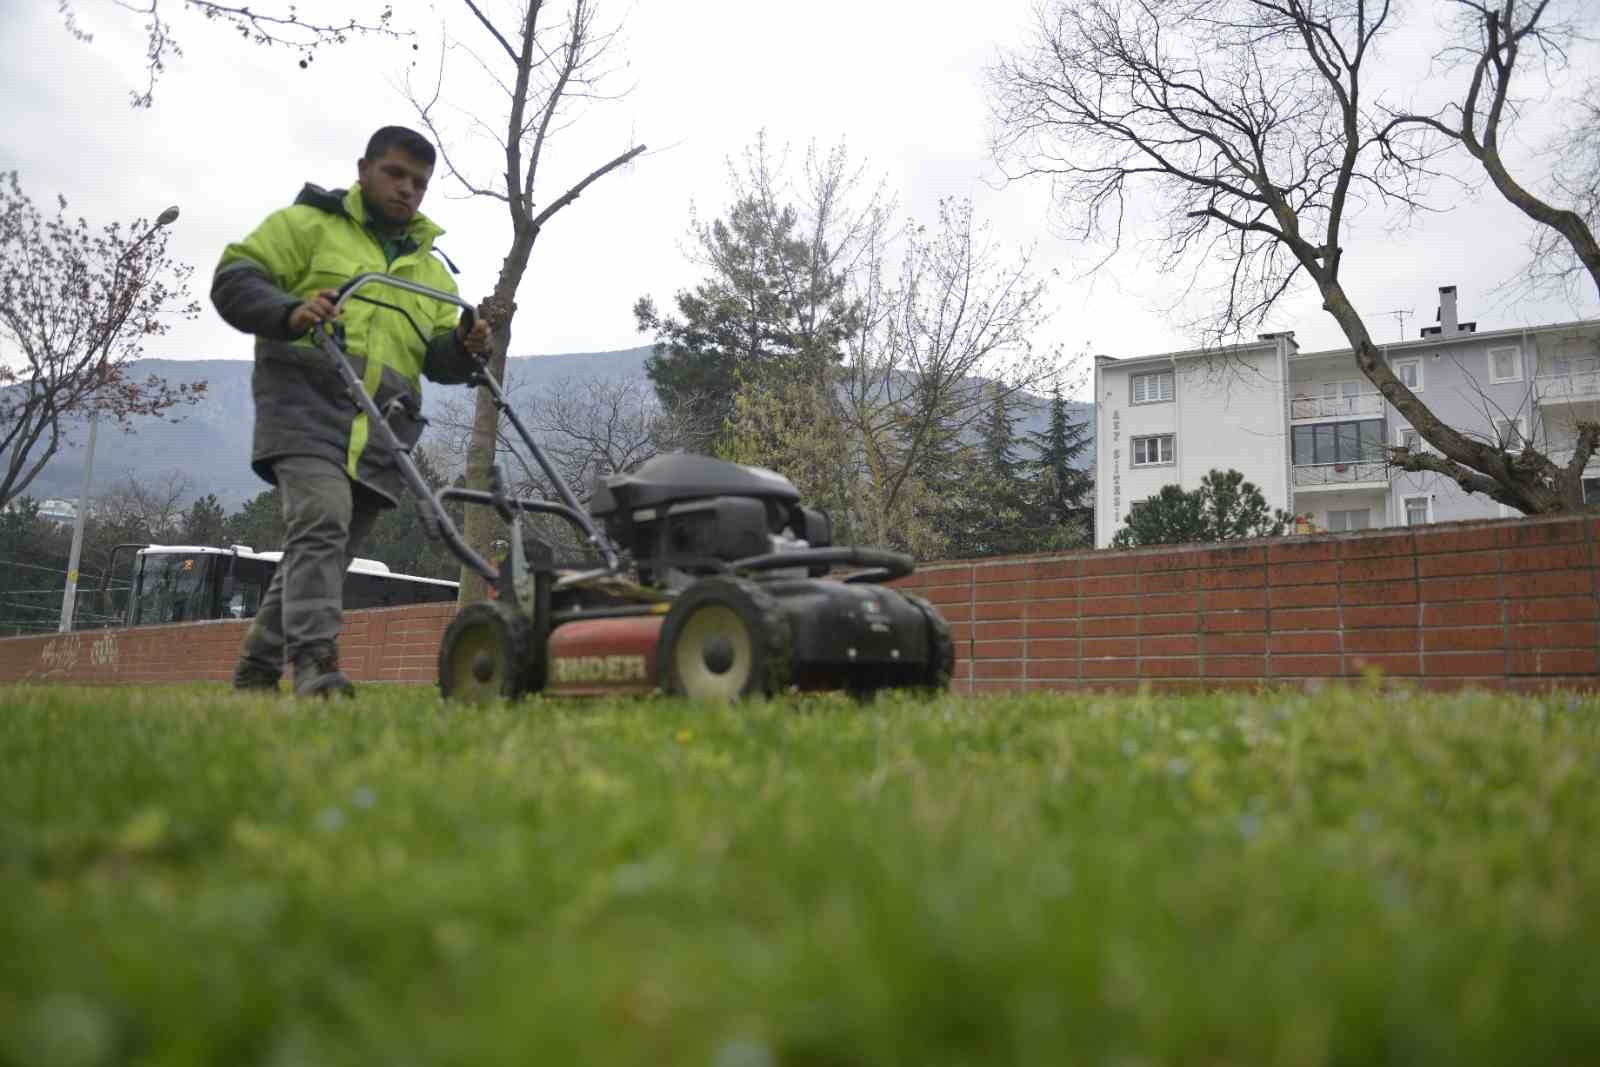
[{"left": 1093, "top": 287, "right": 1600, "bottom": 548}]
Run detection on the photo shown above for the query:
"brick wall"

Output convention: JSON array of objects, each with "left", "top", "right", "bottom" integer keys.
[
  {"left": 2, "top": 514, "right": 1596, "bottom": 692},
  {"left": 890, "top": 513, "right": 1600, "bottom": 694}
]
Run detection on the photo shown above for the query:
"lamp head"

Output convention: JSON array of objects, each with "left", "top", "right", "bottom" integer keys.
[{"left": 156, "top": 206, "right": 180, "bottom": 227}]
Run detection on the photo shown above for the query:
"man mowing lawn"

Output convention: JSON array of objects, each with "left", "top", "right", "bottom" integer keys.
[{"left": 212, "top": 126, "right": 491, "bottom": 699}]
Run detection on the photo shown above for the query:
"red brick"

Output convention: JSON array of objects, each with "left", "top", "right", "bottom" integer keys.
[
  {"left": 1502, "top": 544, "right": 1589, "bottom": 572},
  {"left": 1082, "top": 616, "right": 1140, "bottom": 637},
  {"left": 1270, "top": 561, "right": 1340, "bottom": 586},
  {"left": 1343, "top": 604, "right": 1418, "bottom": 628},
  {"left": 1344, "top": 629, "right": 1419, "bottom": 653},
  {"left": 922, "top": 566, "right": 971, "bottom": 588},
  {"left": 974, "top": 659, "right": 1024, "bottom": 679},
  {"left": 974, "top": 580, "right": 1027, "bottom": 603},
  {"left": 1417, "top": 550, "right": 1500, "bottom": 578},
  {"left": 1270, "top": 654, "right": 1342, "bottom": 676},
  {"left": 1138, "top": 613, "right": 1197, "bottom": 636},
  {"left": 1139, "top": 550, "right": 1204, "bottom": 573},
  {"left": 1025, "top": 599, "right": 1077, "bottom": 621},
  {"left": 1268, "top": 539, "right": 1338, "bottom": 563},
  {"left": 1082, "top": 637, "right": 1138, "bottom": 658},
  {"left": 975, "top": 562, "right": 1032, "bottom": 583},
  {"left": 1270, "top": 631, "right": 1342, "bottom": 654},
  {"left": 1030, "top": 578, "right": 1079, "bottom": 599},
  {"left": 1424, "top": 626, "right": 1505, "bottom": 652},
  {"left": 1141, "top": 593, "right": 1200, "bottom": 615},
  {"left": 1341, "top": 556, "right": 1416, "bottom": 582},
  {"left": 1270, "top": 584, "right": 1339, "bottom": 608},
  {"left": 1140, "top": 657, "right": 1200, "bottom": 678},
  {"left": 939, "top": 603, "right": 973, "bottom": 623},
  {"left": 1201, "top": 588, "right": 1266, "bottom": 611},
  {"left": 1081, "top": 596, "right": 1141, "bottom": 617},
  {"left": 1080, "top": 575, "right": 1139, "bottom": 597},
  {"left": 1081, "top": 658, "right": 1140, "bottom": 678},
  {"left": 1517, "top": 571, "right": 1591, "bottom": 596},
  {"left": 1337, "top": 532, "right": 1415, "bottom": 560},
  {"left": 975, "top": 620, "right": 1024, "bottom": 641},
  {"left": 1272, "top": 607, "right": 1340, "bottom": 631},
  {"left": 1082, "top": 554, "right": 1140, "bottom": 577},
  {"left": 974, "top": 639, "right": 1025, "bottom": 660},
  {"left": 1203, "top": 611, "right": 1267, "bottom": 633},
  {"left": 1420, "top": 601, "right": 1502, "bottom": 627},
  {"left": 1503, "top": 519, "right": 1585, "bottom": 548},
  {"left": 1419, "top": 575, "right": 1503, "bottom": 602},
  {"left": 1196, "top": 566, "right": 1267, "bottom": 591},
  {"left": 1341, "top": 581, "right": 1419, "bottom": 606},
  {"left": 1202, "top": 632, "right": 1266, "bottom": 654},
  {"left": 1202, "top": 656, "right": 1269, "bottom": 678},
  {"left": 1029, "top": 660, "right": 1079, "bottom": 679},
  {"left": 1505, "top": 597, "right": 1597, "bottom": 623},
  {"left": 975, "top": 600, "right": 1025, "bottom": 621},
  {"left": 1142, "top": 634, "right": 1200, "bottom": 656},
  {"left": 1027, "top": 558, "right": 1080, "bottom": 579},
  {"left": 1508, "top": 622, "right": 1598, "bottom": 649},
  {"left": 1345, "top": 652, "right": 1421, "bottom": 676},
  {"left": 1029, "top": 638, "right": 1080, "bottom": 659},
  {"left": 1425, "top": 651, "right": 1508, "bottom": 676},
  {"left": 1026, "top": 619, "right": 1080, "bottom": 638},
  {"left": 1139, "top": 570, "right": 1198, "bottom": 594},
  {"left": 1413, "top": 525, "right": 1505, "bottom": 555},
  {"left": 922, "top": 584, "right": 970, "bottom": 606},
  {"left": 1509, "top": 649, "right": 1600, "bottom": 675}
]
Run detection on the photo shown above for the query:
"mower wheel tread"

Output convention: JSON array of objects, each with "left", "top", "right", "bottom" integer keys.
[
  {"left": 658, "top": 577, "right": 793, "bottom": 701},
  {"left": 438, "top": 601, "right": 536, "bottom": 703},
  {"left": 900, "top": 592, "right": 955, "bottom": 692}
]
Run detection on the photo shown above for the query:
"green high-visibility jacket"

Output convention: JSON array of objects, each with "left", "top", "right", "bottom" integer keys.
[{"left": 212, "top": 183, "right": 476, "bottom": 504}]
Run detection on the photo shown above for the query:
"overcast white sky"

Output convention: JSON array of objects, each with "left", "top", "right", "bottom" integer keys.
[{"left": 3, "top": 0, "right": 1596, "bottom": 394}]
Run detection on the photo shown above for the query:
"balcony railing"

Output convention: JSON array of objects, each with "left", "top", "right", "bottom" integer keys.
[
  {"left": 1290, "top": 392, "right": 1383, "bottom": 420},
  {"left": 1292, "top": 461, "right": 1389, "bottom": 488},
  {"left": 1535, "top": 370, "right": 1600, "bottom": 404}
]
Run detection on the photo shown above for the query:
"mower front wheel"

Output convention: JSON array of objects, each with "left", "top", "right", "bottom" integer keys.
[
  {"left": 438, "top": 601, "right": 536, "bottom": 704},
  {"left": 658, "top": 577, "right": 792, "bottom": 702}
]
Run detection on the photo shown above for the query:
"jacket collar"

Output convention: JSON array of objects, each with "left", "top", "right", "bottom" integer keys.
[{"left": 294, "top": 183, "right": 444, "bottom": 247}]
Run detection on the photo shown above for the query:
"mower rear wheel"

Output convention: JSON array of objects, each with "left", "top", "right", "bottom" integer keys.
[
  {"left": 659, "top": 577, "right": 792, "bottom": 702},
  {"left": 438, "top": 601, "right": 534, "bottom": 704},
  {"left": 901, "top": 592, "right": 955, "bottom": 693}
]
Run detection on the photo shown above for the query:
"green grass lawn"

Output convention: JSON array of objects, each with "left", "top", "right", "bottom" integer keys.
[{"left": 2, "top": 683, "right": 1598, "bottom": 1066}]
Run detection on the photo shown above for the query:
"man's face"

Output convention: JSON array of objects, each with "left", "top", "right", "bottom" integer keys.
[{"left": 357, "top": 147, "right": 433, "bottom": 228}]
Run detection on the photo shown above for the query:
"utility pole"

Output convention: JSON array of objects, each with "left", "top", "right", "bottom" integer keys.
[{"left": 58, "top": 205, "right": 180, "bottom": 633}]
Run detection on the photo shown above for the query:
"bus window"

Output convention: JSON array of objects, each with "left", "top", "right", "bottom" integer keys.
[
  {"left": 132, "top": 554, "right": 213, "bottom": 625},
  {"left": 225, "top": 558, "right": 272, "bottom": 619}
]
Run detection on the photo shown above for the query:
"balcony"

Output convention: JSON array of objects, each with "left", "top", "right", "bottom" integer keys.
[
  {"left": 1535, "top": 369, "right": 1600, "bottom": 407},
  {"left": 1290, "top": 391, "right": 1383, "bottom": 421},
  {"left": 1292, "top": 461, "right": 1390, "bottom": 491}
]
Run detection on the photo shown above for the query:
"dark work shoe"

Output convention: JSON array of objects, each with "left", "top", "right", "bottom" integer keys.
[
  {"left": 232, "top": 657, "right": 283, "bottom": 693},
  {"left": 292, "top": 646, "right": 356, "bottom": 700}
]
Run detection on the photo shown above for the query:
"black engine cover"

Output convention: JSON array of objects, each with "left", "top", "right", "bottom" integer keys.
[{"left": 764, "top": 579, "right": 932, "bottom": 689}]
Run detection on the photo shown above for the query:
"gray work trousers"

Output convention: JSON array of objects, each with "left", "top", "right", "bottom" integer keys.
[{"left": 237, "top": 455, "right": 384, "bottom": 671}]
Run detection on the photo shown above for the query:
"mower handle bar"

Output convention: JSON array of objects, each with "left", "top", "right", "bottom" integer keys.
[{"left": 316, "top": 272, "right": 623, "bottom": 582}]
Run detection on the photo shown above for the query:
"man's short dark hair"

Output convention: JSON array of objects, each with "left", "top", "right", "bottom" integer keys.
[{"left": 364, "top": 126, "right": 436, "bottom": 167}]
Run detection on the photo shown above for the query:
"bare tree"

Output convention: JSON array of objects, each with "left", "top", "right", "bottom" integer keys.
[
  {"left": 59, "top": 1, "right": 407, "bottom": 108},
  {"left": 841, "top": 198, "right": 1062, "bottom": 550},
  {"left": 989, "top": 0, "right": 1597, "bottom": 513},
  {"left": 0, "top": 172, "right": 204, "bottom": 511},
  {"left": 519, "top": 375, "right": 664, "bottom": 496},
  {"left": 407, "top": 0, "right": 645, "bottom": 601}
]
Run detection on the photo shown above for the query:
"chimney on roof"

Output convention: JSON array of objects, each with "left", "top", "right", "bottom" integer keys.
[{"left": 1437, "top": 285, "right": 1458, "bottom": 334}]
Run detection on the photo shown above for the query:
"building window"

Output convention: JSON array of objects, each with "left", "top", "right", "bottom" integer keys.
[
  {"left": 1131, "top": 370, "right": 1174, "bottom": 405},
  {"left": 1397, "top": 427, "right": 1420, "bottom": 452},
  {"left": 1292, "top": 419, "right": 1385, "bottom": 465},
  {"left": 1393, "top": 358, "right": 1423, "bottom": 390},
  {"left": 1131, "top": 434, "right": 1175, "bottom": 467},
  {"left": 1584, "top": 477, "right": 1600, "bottom": 506},
  {"left": 1492, "top": 416, "right": 1527, "bottom": 450},
  {"left": 1326, "top": 508, "right": 1371, "bottom": 532},
  {"left": 1403, "top": 496, "right": 1431, "bottom": 526},
  {"left": 1488, "top": 345, "right": 1523, "bottom": 384}
]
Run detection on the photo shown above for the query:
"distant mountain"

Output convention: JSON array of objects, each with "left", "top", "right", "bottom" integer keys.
[{"left": 20, "top": 346, "right": 1092, "bottom": 512}]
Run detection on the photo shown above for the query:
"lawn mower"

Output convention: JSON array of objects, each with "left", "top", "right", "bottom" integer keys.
[{"left": 316, "top": 273, "right": 954, "bottom": 704}]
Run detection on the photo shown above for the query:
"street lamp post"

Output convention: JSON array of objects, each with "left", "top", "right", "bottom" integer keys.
[{"left": 58, "top": 205, "right": 181, "bottom": 634}]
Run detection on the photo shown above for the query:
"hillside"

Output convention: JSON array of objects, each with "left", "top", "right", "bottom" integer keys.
[{"left": 20, "top": 348, "right": 1091, "bottom": 511}]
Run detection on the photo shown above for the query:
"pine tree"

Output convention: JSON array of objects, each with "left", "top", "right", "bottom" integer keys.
[
  {"left": 1111, "top": 468, "right": 1291, "bottom": 548},
  {"left": 180, "top": 493, "right": 228, "bottom": 546},
  {"left": 1025, "top": 385, "right": 1094, "bottom": 549}
]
